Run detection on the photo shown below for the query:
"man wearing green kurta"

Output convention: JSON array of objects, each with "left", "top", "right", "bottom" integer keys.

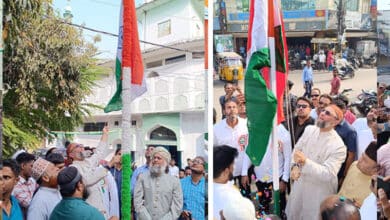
[{"left": 49, "top": 167, "right": 105, "bottom": 220}]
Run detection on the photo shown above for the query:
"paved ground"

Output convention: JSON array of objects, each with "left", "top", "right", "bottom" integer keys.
[{"left": 213, "top": 68, "right": 377, "bottom": 123}]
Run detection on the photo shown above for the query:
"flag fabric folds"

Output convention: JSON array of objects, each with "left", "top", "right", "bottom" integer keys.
[
  {"left": 245, "top": 0, "right": 288, "bottom": 165},
  {"left": 104, "top": 0, "right": 147, "bottom": 113}
]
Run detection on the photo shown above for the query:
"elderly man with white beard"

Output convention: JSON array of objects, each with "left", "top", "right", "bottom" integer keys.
[
  {"left": 134, "top": 147, "right": 183, "bottom": 220},
  {"left": 286, "top": 104, "right": 347, "bottom": 220}
]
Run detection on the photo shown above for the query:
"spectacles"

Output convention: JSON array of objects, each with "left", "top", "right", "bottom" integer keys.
[
  {"left": 311, "top": 94, "right": 319, "bottom": 98},
  {"left": 192, "top": 159, "right": 204, "bottom": 165},
  {"left": 69, "top": 144, "right": 83, "bottom": 154},
  {"left": 297, "top": 104, "right": 308, "bottom": 109},
  {"left": 321, "top": 109, "right": 337, "bottom": 119}
]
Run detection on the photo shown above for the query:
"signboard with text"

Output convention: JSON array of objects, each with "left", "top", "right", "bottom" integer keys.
[{"left": 214, "top": 34, "right": 234, "bottom": 53}]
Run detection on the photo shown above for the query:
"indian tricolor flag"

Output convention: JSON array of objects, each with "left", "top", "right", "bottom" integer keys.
[
  {"left": 104, "top": 0, "right": 147, "bottom": 113},
  {"left": 245, "top": 0, "right": 288, "bottom": 165}
]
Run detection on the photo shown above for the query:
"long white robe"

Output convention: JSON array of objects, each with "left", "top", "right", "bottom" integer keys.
[
  {"left": 71, "top": 141, "right": 109, "bottom": 218},
  {"left": 286, "top": 125, "right": 346, "bottom": 220}
]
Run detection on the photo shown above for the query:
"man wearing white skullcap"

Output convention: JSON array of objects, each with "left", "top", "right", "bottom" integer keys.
[
  {"left": 28, "top": 158, "right": 61, "bottom": 220},
  {"left": 134, "top": 146, "right": 183, "bottom": 220}
]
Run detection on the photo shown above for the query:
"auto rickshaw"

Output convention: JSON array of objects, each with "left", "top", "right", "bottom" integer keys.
[{"left": 215, "top": 52, "right": 244, "bottom": 83}]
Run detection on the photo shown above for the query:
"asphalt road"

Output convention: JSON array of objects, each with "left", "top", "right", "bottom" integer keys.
[{"left": 213, "top": 68, "right": 377, "bottom": 122}]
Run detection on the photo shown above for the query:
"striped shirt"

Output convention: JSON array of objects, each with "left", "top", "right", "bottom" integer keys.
[{"left": 180, "top": 176, "right": 205, "bottom": 220}]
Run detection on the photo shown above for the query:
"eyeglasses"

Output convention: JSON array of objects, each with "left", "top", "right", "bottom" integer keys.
[
  {"left": 321, "top": 109, "right": 337, "bottom": 119},
  {"left": 69, "top": 144, "right": 83, "bottom": 154},
  {"left": 297, "top": 104, "right": 308, "bottom": 109},
  {"left": 193, "top": 159, "right": 204, "bottom": 165},
  {"left": 311, "top": 94, "right": 319, "bottom": 98}
]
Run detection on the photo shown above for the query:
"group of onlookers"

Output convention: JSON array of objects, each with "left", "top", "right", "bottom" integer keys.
[
  {"left": 2, "top": 126, "right": 207, "bottom": 220},
  {"left": 214, "top": 81, "right": 388, "bottom": 220}
]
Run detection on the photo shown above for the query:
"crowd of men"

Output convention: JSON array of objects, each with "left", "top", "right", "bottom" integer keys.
[
  {"left": 1, "top": 126, "right": 207, "bottom": 220},
  {"left": 214, "top": 82, "right": 390, "bottom": 220}
]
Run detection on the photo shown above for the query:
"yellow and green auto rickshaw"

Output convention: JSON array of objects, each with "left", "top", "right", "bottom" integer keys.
[{"left": 215, "top": 52, "right": 244, "bottom": 83}]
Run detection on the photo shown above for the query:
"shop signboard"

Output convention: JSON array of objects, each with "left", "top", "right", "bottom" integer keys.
[
  {"left": 345, "top": 11, "right": 362, "bottom": 30},
  {"left": 326, "top": 10, "right": 338, "bottom": 29},
  {"left": 214, "top": 34, "right": 234, "bottom": 53}
]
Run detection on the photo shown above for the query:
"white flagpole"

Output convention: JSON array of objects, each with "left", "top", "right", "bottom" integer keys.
[
  {"left": 122, "top": 66, "right": 132, "bottom": 219},
  {"left": 122, "top": 67, "right": 132, "bottom": 156},
  {"left": 269, "top": 36, "right": 280, "bottom": 215}
]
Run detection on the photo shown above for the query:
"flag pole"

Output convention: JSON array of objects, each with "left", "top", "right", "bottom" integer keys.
[
  {"left": 270, "top": 39, "right": 281, "bottom": 216},
  {"left": 122, "top": 67, "right": 132, "bottom": 220},
  {"left": 268, "top": 0, "right": 280, "bottom": 216},
  {"left": 121, "top": 1, "right": 133, "bottom": 219}
]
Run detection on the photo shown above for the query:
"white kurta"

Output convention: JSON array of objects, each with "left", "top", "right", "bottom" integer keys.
[
  {"left": 253, "top": 124, "right": 292, "bottom": 183},
  {"left": 71, "top": 141, "right": 109, "bottom": 218},
  {"left": 213, "top": 182, "right": 246, "bottom": 220},
  {"left": 286, "top": 125, "right": 346, "bottom": 220},
  {"left": 27, "top": 187, "right": 62, "bottom": 220}
]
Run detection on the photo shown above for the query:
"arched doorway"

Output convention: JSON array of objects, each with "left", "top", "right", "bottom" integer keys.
[{"left": 149, "top": 126, "right": 181, "bottom": 168}]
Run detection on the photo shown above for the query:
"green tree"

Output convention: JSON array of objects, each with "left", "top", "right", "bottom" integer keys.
[{"left": 3, "top": 0, "right": 107, "bottom": 157}]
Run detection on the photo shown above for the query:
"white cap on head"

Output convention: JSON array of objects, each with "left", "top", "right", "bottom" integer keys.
[{"left": 151, "top": 147, "right": 171, "bottom": 163}]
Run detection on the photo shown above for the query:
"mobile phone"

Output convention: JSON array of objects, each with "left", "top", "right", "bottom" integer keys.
[{"left": 377, "top": 175, "right": 390, "bottom": 199}]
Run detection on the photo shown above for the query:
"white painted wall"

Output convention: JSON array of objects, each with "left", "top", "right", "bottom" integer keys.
[{"left": 138, "top": 0, "right": 204, "bottom": 51}]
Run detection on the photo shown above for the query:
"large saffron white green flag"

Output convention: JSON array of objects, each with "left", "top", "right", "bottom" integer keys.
[
  {"left": 104, "top": 0, "right": 146, "bottom": 113},
  {"left": 245, "top": 0, "right": 288, "bottom": 165}
]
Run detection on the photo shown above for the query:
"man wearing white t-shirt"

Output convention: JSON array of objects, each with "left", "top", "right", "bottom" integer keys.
[
  {"left": 319, "top": 51, "right": 326, "bottom": 71},
  {"left": 214, "top": 99, "right": 250, "bottom": 197},
  {"left": 168, "top": 159, "right": 179, "bottom": 178},
  {"left": 213, "top": 145, "right": 255, "bottom": 220}
]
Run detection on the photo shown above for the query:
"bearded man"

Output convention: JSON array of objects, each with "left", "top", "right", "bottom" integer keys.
[
  {"left": 286, "top": 104, "right": 347, "bottom": 220},
  {"left": 66, "top": 126, "right": 111, "bottom": 218},
  {"left": 27, "top": 158, "right": 61, "bottom": 220},
  {"left": 213, "top": 99, "right": 250, "bottom": 197},
  {"left": 134, "top": 147, "right": 183, "bottom": 220},
  {"left": 213, "top": 145, "right": 253, "bottom": 220},
  {"left": 49, "top": 167, "right": 105, "bottom": 220}
]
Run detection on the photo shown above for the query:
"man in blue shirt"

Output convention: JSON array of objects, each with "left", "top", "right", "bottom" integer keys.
[
  {"left": 2, "top": 159, "right": 23, "bottom": 220},
  {"left": 180, "top": 156, "right": 206, "bottom": 220},
  {"left": 334, "top": 99, "right": 358, "bottom": 189},
  {"left": 302, "top": 60, "right": 314, "bottom": 98}
]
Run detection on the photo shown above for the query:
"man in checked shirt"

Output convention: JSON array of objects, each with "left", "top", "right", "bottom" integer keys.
[{"left": 12, "top": 152, "right": 39, "bottom": 218}]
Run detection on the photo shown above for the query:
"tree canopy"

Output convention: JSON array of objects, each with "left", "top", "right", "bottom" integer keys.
[{"left": 3, "top": 0, "right": 108, "bottom": 157}]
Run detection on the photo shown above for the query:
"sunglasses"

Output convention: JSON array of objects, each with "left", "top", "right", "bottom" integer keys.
[
  {"left": 321, "top": 109, "right": 337, "bottom": 119},
  {"left": 297, "top": 104, "right": 308, "bottom": 109},
  {"left": 311, "top": 94, "right": 319, "bottom": 98}
]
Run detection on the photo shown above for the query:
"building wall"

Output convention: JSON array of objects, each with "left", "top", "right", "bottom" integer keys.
[{"left": 137, "top": 0, "right": 204, "bottom": 51}]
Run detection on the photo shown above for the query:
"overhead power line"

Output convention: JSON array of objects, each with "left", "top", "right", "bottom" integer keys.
[{"left": 62, "top": 21, "right": 203, "bottom": 53}]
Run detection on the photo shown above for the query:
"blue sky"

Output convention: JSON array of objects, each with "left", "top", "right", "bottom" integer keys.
[{"left": 52, "top": 0, "right": 145, "bottom": 59}]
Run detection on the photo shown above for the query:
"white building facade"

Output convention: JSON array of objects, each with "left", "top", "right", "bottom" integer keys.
[{"left": 63, "top": 0, "right": 206, "bottom": 168}]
